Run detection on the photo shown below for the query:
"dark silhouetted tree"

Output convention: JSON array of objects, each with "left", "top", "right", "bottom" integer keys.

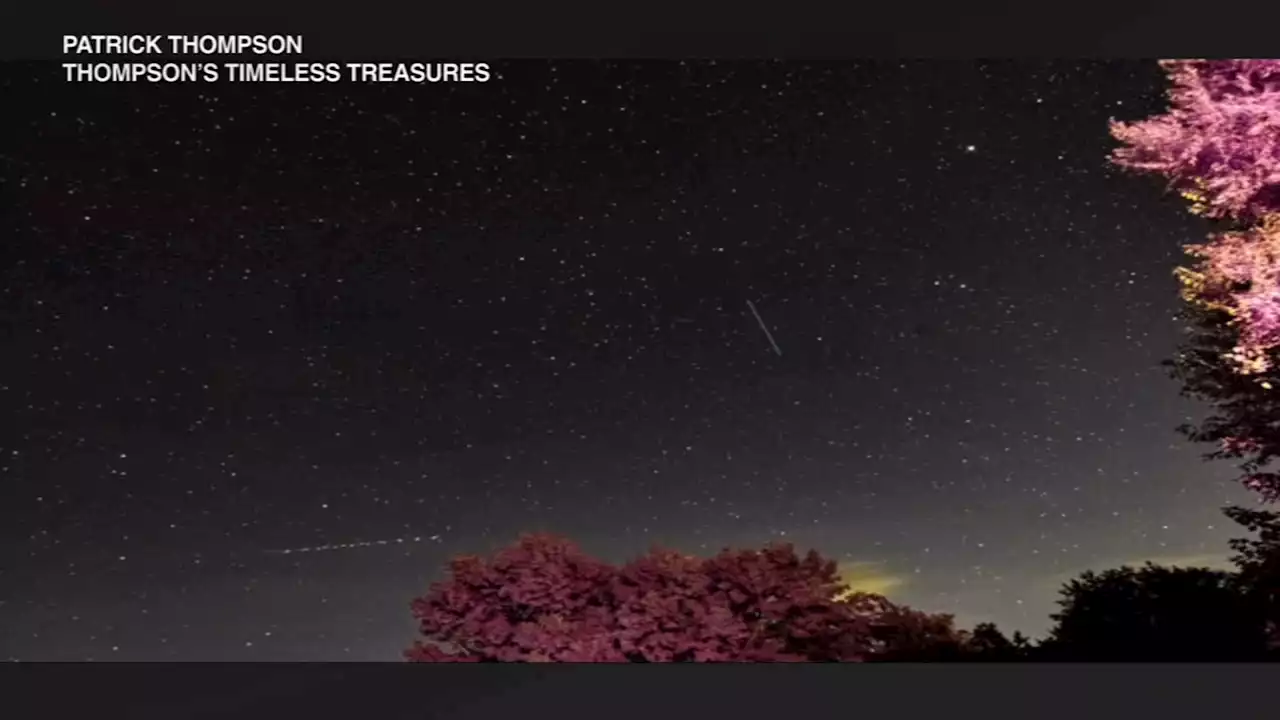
[
  {"left": 1167, "top": 301, "right": 1280, "bottom": 500},
  {"left": 844, "top": 593, "right": 967, "bottom": 661},
  {"left": 959, "top": 622, "right": 1034, "bottom": 662},
  {"left": 1225, "top": 504, "right": 1280, "bottom": 648},
  {"left": 1041, "top": 562, "right": 1270, "bottom": 661},
  {"left": 405, "top": 533, "right": 958, "bottom": 662}
]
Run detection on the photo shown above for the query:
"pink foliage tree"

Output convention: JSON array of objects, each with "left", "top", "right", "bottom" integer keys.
[
  {"left": 1111, "top": 60, "right": 1280, "bottom": 373},
  {"left": 1112, "top": 59, "right": 1280, "bottom": 501},
  {"left": 1110, "top": 59, "right": 1280, "bottom": 222},
  {"left": 405, "top": 534, "right": 961, "bottom": 662},
  {"left": 1110, "top": 60, "right": 1280, "bottom": 371},
  {"left": 1179, "top": 217, "right": 1280, "bottom": 374},
  {"left": 1111, "top": 59, "right": 1280, "bottom": 368}
]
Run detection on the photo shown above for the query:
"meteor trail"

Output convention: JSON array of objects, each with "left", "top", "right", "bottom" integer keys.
[
  {"left": 266, "top": 534, "right": 441, "bottom": 555},
  {"left": 746, "top": 300, "right": 783, "bottom": 356}
]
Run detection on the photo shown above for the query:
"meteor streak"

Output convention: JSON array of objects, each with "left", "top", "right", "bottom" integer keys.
[
  {"left": 746, "top": 299, "right": 783, "bottom": 356},
  {"left": 267, "top": 534, "right": 442, "bottom": 555}
]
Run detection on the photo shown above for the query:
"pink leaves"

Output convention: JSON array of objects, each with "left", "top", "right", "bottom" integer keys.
[
  {"left": 1222, "top": 436, "right": 1265, "bottom": 456},
  {"left": 406, "top": 534, "right": 617, "bottom": 662},
  {"left": 1117, "top": 61, "right": 1280, "bottom": 359},
  {"left": 1113, "top": 60, "right": 1280, "bottom": 501},
  {"left": 1184, "top": 219, "right": 1280, "bottom": 373},
  {"left": 1110, "top": 60, "right": 1280, "bottom": 222},
  {"left": 1244, "top": 473, "right": 1280, "bottom": 503},
  {"left": 405, "top": 534, "right": 955, "bottom": 662}
]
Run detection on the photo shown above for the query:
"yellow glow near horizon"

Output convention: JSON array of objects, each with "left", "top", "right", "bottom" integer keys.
[{"left": 834, "top": 561, "right": 906, "bottom": 599}]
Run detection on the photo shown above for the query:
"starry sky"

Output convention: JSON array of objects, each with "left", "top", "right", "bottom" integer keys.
[{"left": 0, "top": 59, "right": 1257, "bottom": 661}]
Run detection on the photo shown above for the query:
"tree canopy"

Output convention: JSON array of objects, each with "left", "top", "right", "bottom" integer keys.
[
  {"left": 405, "top": 534, "right": 964, "bottom": 662},
  {"left": 1110, "top": 59, "right": 1280, "bottom": 224},
  {"left": 404, "top": 501, "right": 1280, "bottom": 662},
  {"left": 1041, "top": 563, "right": 1270, "bottom": 661},
  {"left": 1112, "top": 59, "right": 1280, "bottom": 500}
]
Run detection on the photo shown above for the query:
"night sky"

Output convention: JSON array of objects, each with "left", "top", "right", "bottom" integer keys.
[{"left": 0, "top": 60, "right": 1256, "bottom": 661}]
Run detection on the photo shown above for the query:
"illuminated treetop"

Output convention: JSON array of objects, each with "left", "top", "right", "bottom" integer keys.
[
  {"left": 1110, "top": 59, "right": 1280, "bottom": 222},
  {"left": 404, "top": 533, "right": 963, "bottom": 662}
]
